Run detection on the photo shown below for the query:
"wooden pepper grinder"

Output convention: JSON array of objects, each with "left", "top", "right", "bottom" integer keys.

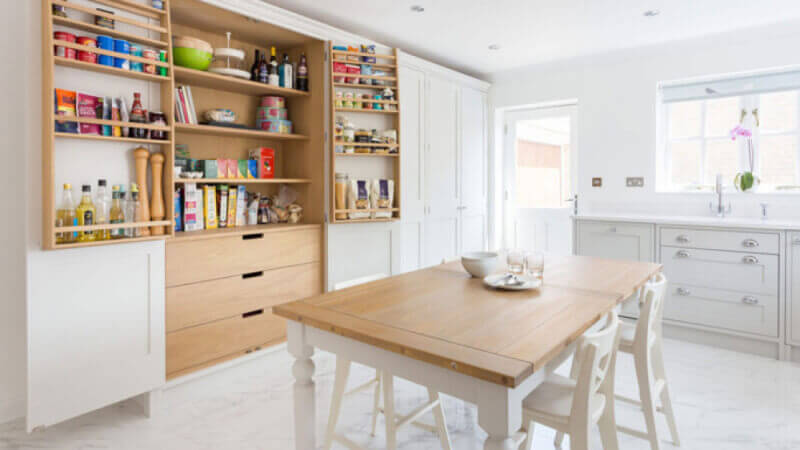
[
  {"left": 149, "top": 152, "right": 165, "bottom": 235},
  {"left": 133, "top": 146, "right": 151, "bottom": 236}
]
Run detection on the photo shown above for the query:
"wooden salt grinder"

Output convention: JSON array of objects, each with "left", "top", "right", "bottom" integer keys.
[
  {"left": 133, "top": 147, "right": 151, "bottom": 236},
  {"left": 149, "top": 152, "right": 165, "bottom": 235}
]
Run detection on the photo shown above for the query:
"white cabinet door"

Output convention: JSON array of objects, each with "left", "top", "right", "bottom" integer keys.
[
  {"left": 459, "top": 87, "right": 488, "bottom": 254},
  {"left": 789, "top": 233, "right": 800, "bottom": 345},
  {"left": 27, "top": 242, "right": 165, "bottom": 430},
  {"left": 398, "top": 65, "right": 426, "bottom": 273},
  {"left": 575, "top": 221, "right": 654, "bottom": 262},
  {"left": 424, "top": 76, "right": 459, "bottom": 266}
]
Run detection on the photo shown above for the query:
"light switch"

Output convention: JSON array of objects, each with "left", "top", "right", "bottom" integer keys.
[
  {"left": 592, "top": 177, "right": 602, "bottom": 187},
  {"left": 626, "top": 177, "right": 644, "bottom": 187}
]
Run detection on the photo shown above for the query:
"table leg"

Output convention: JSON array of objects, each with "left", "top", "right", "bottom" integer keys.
[
  {"left": 478, "top": 389, "right": 522, "bottom": 450},
  {"left": 288, "top": 321, "right": 316, "bottom": 450}
]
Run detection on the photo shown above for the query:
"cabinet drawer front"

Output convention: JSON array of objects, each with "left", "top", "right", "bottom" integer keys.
[
  {"left": 166, "top": 309, "right": 284, "bottom": 375},
  {"left": 660, "top": 227, "right": 779, "bottom": 254},
  {"left": 661, "top": 246, "right": 778, "bottom": 295},
  {"left": 577, "top": 221, "right": 653, "bottom": 262},
  {"left": 663, "top": 284, "right": 778, "bottom": 337},
  {"left": 166, "top": 227, "right": 321, "bottom": 286},
  {"left": 166, "top": 262, "right": 321, "bottom": 332}
]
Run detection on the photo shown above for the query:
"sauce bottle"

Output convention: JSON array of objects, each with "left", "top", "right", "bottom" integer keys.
[
  {"left": 76, "top": 184, "right": 97, "bottom": 242},
  {"left": 268, "top": 47, "right": 280, "bottom": 86},
  {"left": 297, "top": 53, "right": 308, "bottom": 91},
  {"left": 130, "top": 92, "right": 147, "bottom": 138},
  {"left": 109, "top": 185, "right": 125, "bottom": 239},
  {"left": 55, "top": 183, "right": 77, "bottom": 244}
]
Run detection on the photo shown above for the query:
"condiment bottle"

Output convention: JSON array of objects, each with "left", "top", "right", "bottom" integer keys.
[
  {"left": 76, "top": 185, "right": 96, "bottom": 242},
  {"left": 109, "top": 185, "right": 125, "bottom": 239},
  {"left": 297, "top": 53, "right": 308, "bottom": 91},
  {"left": 95, "top": 179, "right": 110, "bottom": 240},
  {"left": 55, "top": 183, "right": 77, "bottom": 244},
  {"left": 130, "top": 92, "right": 147, "bottom": 138}
]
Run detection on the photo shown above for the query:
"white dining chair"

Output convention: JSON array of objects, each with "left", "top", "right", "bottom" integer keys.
[{"left": 518, "top": 310, "right": 621, "bottom": 450}]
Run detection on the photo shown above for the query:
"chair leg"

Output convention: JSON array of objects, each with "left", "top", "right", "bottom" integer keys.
[
  {"left": 634, "top": 351, "right": 661, "bottom": 450},
  {"left": 382, "top": 372, "right": 397, "bottom": 450},
  {"left": 324, "top": 358, "right": 351, "bottom": 450},
  {"left": 554, "top": 349, "right": 581, "bottom": 449},
  {"left": 568, "top": 424, "right": 590, "bottom": 450},
  {"left": 370, "top": 370, "right": 382, "bottom": 436},
  {"left": 524, "top": 421, "right": 535, "bottom": 450},
  {"left": 428, "top": 388, "right": 452, "bottom": 450},
  {"left": 598, "top": 399, "right": 620, "bottom": 450},
  {"left": 652, "top": 342, "right": 680, "bottom": 446},
  {"left": 553, "top": 431, "right": 565, "bottom": 448}
]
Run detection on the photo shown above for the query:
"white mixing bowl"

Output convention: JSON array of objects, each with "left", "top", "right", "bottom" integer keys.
[{"left": 461, "top": 251, "right": 500, "bottom": 278}]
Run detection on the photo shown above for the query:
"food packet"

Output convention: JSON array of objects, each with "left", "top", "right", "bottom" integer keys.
[{"left": 370, "top": 179, "right": 394, "bottom": 218}]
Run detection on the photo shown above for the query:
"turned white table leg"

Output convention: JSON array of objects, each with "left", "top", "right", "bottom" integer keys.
[
  {"left": 288, "top": 321, "right": 316, "bottom": 450},
  {"left": 478, "top": 388, "right": 522, "bottom": 450}
]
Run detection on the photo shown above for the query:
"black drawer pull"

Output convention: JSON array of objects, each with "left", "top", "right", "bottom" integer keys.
[
  {"left": 242, "top": 309, "right": 264, "bottom": 318},
  {"left": 242, "top": 271, "right": 264, "bottom": 279},
  {"left": 242, "top": 233, "right": 264, "bottom": 240}
]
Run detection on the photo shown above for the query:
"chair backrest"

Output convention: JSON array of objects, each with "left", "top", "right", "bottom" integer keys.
[
  {"left": 634, "top": 273, "right": 667, "bottom": 348},
  {"left": 571, "top": 310, "right": 620, "bottom": 418}
]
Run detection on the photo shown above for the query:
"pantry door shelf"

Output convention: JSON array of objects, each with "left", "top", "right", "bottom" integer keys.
[
  {"left": 174, "top": 123, "right": 308, "bottom": 141},
  {"left": 335, "top": 152, "right": 399, "bottom": 157},
  {"left": 51, "top": 0, "right": 168, "bottom": 33},
  {"left": 334, "top": 108, "right": 398, "bottom": 115},
  {"left": 333, "top": 83, "right": 394, "bottom": 90},
  {"left": 52, "top": 16, "right": 170, "bottom": 49},
  {"left": 172, "top": 223, "right": 322, "bottom": 242},
  {"left": 173, "top": 67, "right": 310, "bottom": 97},
  {"left": 54, "top": 234, "right": 170, "bottom": 249},
  {"left": 54, "top": 56, "right": 171, "bottom": 83},
  {"left": 91, "top": 0, "right": 169, "bottom": 19},
  {"left": 55, "top": 117, "right": 171, "bottom": 131},
  {"left": 174, "top": 178, "right": 312, "bottom": 184},
  {"left": 333, "top": 217, "right": 400, "bottom": 224},
  {"left": 331, "top": 50, "right": 396, "bottom": 60},
  {"left": 53, "top": 40, "right": 171, "bottom": 68},
  {"left": 54, "top": 220, "right": 173, "bottom": 233},
  {"left": 54, "top": 132, "right": 172, "bottom": 145}
]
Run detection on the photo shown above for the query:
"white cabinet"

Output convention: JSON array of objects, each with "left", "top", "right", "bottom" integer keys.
[
  {"left": 576, "top": 221, "right": 654, "bottom": 262},
  {"left": 398, "top": 65, "right": 426, "bottom": 273},
  {"left": 789, "top": 232, "right": 800, "bottom": 345},
  {"left": 458, "top": 87, "right": 488, "bottom": 254}
]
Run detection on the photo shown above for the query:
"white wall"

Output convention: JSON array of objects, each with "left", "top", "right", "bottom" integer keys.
[{"left": 490, "top": 21, "right": 800, "bottom": 220}]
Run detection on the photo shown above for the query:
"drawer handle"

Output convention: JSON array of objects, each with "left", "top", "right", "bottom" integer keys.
[
  {"left": 242, "top": 271, "right": 264, "bottom": 279},
  {"left": 242, "top": 233, "right": 264, "bottom": 240},
  {"left": 742, "top": 255, "right": 759, "bottom": 264},
  {"left": 793, "top": 238, "right": 800, "bottom": 245},
  {"left": 676, "top": 287, "right": 691, "bottom": 296},
  {"left": 675, "top": 234, "right": 690, "bottom": 243},
  {"left": 742, "top": 239, "right": 759, "bottom": 248},
  {"left": 742, "top": 296, "right": 759, "bottom": 305},
  {"left": 242, "top": 308, "right": 264, "bottom": 318},
  {"left": 675, "top": 250, "right": 690, "bottom": 258},
  {"left": 608, "top": 227, "right": 617, "bottom": 233}
]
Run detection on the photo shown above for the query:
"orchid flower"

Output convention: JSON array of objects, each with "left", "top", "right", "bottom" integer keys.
[{"left": 729, "top": 125, "right": 754, "bottom": 172}]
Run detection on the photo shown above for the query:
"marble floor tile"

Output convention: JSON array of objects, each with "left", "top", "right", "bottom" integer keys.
[{"left": 1, "top": 338, "right": 799, "bottom": 449}]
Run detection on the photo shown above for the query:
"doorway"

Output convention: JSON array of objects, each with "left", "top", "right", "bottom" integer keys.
[{"left": 503, "top": 104, "right": 577, "bottom": 255}]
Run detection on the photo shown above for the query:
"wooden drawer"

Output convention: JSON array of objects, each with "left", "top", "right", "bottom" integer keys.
[
  {"left": 166, "top": 309, "right": 285, "bottom": 376},
  {"left": 660, "top": 227, "right": 779, "bottom": 255},
  {"left": 663, "top": 284, "right": 778, "bottom": 337},
  {"left": 166, "top": 262, "right": 321, "bottom": 332},
  {"left": 576, "top": 221, "right": 654, "bottom": 262},
  {"left": 166, "top": 226, "right": 321, "bottom": 287},
  {"left": 661, "top": 246, "right": 778, "bottom": 295}
]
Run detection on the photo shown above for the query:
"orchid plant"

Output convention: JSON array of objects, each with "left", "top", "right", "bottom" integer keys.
[{"left": 729, "top": 124, "right": 758, "bottom": 191}]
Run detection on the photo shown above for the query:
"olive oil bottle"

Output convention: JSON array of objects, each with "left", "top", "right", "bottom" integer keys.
[
  {"left": 55, "top": 183, "right": 77, "bottom": 244},
  {"left": 76, "top": 184, "right": 97, "bottom": 242},
  {"left": 109, "top": 185, "right": 126, "bottom": 239}
]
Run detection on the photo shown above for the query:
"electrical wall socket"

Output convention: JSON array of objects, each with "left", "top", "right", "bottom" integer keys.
[
  {"left": 626, "top": 177, "right": 644, "bottom": 187},
  {"left": 592, "top": 177, "right": 602, "bottom": 187}
]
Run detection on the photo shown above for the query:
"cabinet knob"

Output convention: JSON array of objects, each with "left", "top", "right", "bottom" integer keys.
[
  {"left": 742, "top": 239, "right": 759, "bottom": 248},
  {"left": 609, "top": 227, "right": 617, "bottom": 233},
  {"left": 742, "top": 296, "right": 759, "bottom": 305},
  {"left": 675, "top": 235, "right": 690, "bottom": 243},
  {"left": 676, "top": 287, "right": 691, "bottom": 296},
  {"left": 742, "top": 255, "right": 759, "bottom": 264},
  {"left": 675, "top": 250, "right": 690, "bottom": 258}
]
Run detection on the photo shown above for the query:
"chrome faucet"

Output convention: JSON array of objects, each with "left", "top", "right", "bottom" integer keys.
[{"left": 709, "top": 174, "right": 732, "bottom": 217}]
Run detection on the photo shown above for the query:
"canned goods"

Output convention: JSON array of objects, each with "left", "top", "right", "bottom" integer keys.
[
  {"left": 113, "top": 39, "right": 130, "bottom": 70},
  {"left": 130, "top": 44, "right": 143, "bottom": 72},
  {"left": 76, "top": 37, "right": 97, "bottom": 64},
  {"left": 95, "top": 8, "right": 115, "bottom": 29},
  {"left": 97, "top": 35, "right": 114, "bottom": 66},
  {"left": 143, "top": 49, "right": 158, "bottom": 74},
  {"left": 53, "top": 32, "right": 77, "bottom": 59}
]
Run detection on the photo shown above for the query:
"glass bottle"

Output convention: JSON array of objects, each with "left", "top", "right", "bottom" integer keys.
[
  {"left": 250, "top": 49, "right": 260, "bottom": 81},
  {"left": 279, "top": 53, "right": 293, "bottom": 89},
  {"left": 258, "top": 52, "right": 268, "bottom": 84},
  {"left": 126, "top": 183, "right": 141, "bottom": 238},
  {"left": 297, "top": 53, "right": 308, "bottom": 91},
  {"left": 130, "top": 92, "right": 147, "bottom": 138},
  {"left": 76, "top": 184, "right": 96, "bottom": 242},
  {"left": 95, "top": 179, "right": 110, "bottom": 240},
  {"left": 55, "top": 183, "right": 77, "bottom": 244},
  {"left": 268, "top": 46, "right": 280, "bottom": 86},
  {"left": 109, "top": 185, "right": 126, "bottom": 239}
]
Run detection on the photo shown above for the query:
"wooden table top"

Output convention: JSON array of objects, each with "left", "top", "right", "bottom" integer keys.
[{"left": 274, "top": 255, "right": 661, "bottom": 387}]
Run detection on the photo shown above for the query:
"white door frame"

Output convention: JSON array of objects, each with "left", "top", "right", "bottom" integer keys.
[{"left": 502, "top": 103, "right": 578, "bottom": 251}]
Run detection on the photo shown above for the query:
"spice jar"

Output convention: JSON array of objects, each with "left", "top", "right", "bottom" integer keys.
[
  {"left": 148, "top": 111, "right": 167, "bottom": 140},
  {"left": 334, "top": 173, "right": 349, "bottom": 220}
]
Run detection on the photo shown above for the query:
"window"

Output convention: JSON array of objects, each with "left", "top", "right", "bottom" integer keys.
[{"left": 659, "top": 69, "right": 800, "bottom": 192}]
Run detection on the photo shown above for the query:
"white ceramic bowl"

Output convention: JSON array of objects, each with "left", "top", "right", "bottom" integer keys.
[{"left": 461, "top": 251, "right": 500, "bottom": 278}]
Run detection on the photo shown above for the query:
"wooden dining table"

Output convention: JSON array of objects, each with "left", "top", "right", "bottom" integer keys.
[{"left": 273, "top": 254, "right": 661, "bottom": 450}]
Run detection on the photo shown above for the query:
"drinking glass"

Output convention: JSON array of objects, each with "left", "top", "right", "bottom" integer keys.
[
  {"left": 507, "top": 250, "right": 525, "bottom": 275},
  {"left": 526, "top": 251, "right": 544, "bottom": 281}
]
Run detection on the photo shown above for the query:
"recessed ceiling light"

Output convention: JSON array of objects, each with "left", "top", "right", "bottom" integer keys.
[
  {"left": 643, "top": 9, "right": 660, "bottom": 17},
  {"left": 488, "top": 44, "right": 501, "bottom": 50},
  {"left": 410, "top": 5, "right": 425, "bottom": 12}
]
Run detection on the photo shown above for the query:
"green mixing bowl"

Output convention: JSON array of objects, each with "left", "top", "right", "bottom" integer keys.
[{"left": 173, "top": 47, "right": 213, "bottom": 71}]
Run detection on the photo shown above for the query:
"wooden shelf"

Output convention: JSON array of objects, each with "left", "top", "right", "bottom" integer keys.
[
  {"left": 53, "top": 0, "right": 167, "bottom": 33},
  {"left": 92, "top": 0, "right": 168, "bottom": 19},
  {"left": 174, "top": 66, "right": 310, "bottom": 97},
  {"left": 332, "top": 50, "right": 396, "bottom": 60},
  {"left": 174, "top": 123, "right": 308, "bottom": 140},
  {"left": 52, "top": 16, "right": 169, "bottom": 49},
  {"left": 332, "top": 72, "right": 396, "bottom": 82},
  {"left": 54, "top": 40, "right": 170, "bottom": 68},
  {"left": 333, "top": 83, "right": 393, "bottom": 90},
  {"left": 55, "top": 117, "right": 171, "bottom": 132},
  {"left": 54, "top": 234, "right": 169, "bottom": 249},
  {"left": 333, "top": 217, "right": 399, "bottom": 224},
  {"left": 174, "top": 178, "right": 312, "bottom": 184},
  {"left": 335, "top": 152, "right": 399, "bottom": 157},
  {"left": 334, "top": 141, "right": 398, "bottom": 148},
  {"left": 172, "top": 223, "right": 321, "bottom": 242},
  {"left": 334, "top": 108, "right": 398, "bottom": 115},
  {"left": 54, "top": 132, "right": 171, "bottom": 145},
  {"left": 54, "top": 56, "right": 171, "bottom": 82},
  {"left": 54, "top": 220, "right": 172, "bottom": 233},
  {"left": 335, "top": 208, "right": 399, "bottom": 214}
]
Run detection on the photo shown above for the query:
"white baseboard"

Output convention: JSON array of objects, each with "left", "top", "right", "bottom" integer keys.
[{"left": 0, "top": 393, "right": 24, "bottom": 426}]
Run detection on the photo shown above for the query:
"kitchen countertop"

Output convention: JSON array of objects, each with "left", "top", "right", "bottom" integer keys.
[{"left": 574, "top": 213, "right": 800, "bottom": 231}]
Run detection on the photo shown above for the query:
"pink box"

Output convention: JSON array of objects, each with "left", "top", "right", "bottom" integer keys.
[{"left": 260, "top": 96, "right": 285, "bottom": 108}]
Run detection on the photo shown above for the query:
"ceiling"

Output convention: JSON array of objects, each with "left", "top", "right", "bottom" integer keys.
[{"left": 262, "top": 0, "right": 800, "bottom": 78}]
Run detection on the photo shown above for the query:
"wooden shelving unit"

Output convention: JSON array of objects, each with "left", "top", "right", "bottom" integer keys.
[
  {"left": 329, "top": 43, "right": 401, "bottom": 223},
  {"left": 173, "top": 122, "right": 308, "bottom": 140},
  {"left": 174, "top": 178, "right": 311, "bottom": 184},
  {"left": 42, "top": 0, "right": 175, "bottom": 250},
  {"left": 173, "top": 66, "right": 310, "bottom": 97}
]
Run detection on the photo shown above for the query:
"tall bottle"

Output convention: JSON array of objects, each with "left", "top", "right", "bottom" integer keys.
[
  {"left": 130, "top": 92, "right": 147, "bottom": 138},
  {"left": 258, "top": 52, "right": 268, "bottom": 84},
  {"left": 76, "top": 184, "right": 96, "bottom": 242},
  {"left": 95, "top": 179, "right": 110, "bottom": 240},
  {"left": 297, "top": 53, "right": 308, "bottom": 91},
  {"left": 55, "top": 183, "right": 77, "bottom": 244},
  {"left": 126, "top": 183, "right": 141, "bottom": 238},
  {"left": 279, "top": 53, "right": 293, "bottom": 89},
  {"left": 109, "top": 185, "right": 126, "bottom": 239},
  {"left": 268, "top": 46, "right": 280, "bottom": 86},
  {"left": 250, "top": 49, "right": 260, "bottom": 81}
]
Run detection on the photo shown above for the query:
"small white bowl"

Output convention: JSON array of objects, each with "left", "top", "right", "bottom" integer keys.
[{"left": 461, "top": 251, "right": 500, "bottom": 278}]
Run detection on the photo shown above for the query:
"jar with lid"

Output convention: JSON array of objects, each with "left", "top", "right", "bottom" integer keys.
[
  {"left": 343, "top": 120, "right": 355, "bottom": 143},
  {"left": 334, "top": 173, "right": 349, "bottom": 220}
]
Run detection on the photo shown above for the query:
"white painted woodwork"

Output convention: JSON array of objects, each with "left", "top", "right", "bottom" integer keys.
[
  {"left": 661, "top": 246, "right": 778, "bottom": 295},
  {"left": 399, "top": 65, "right": 426, "bottom": 274},
  {"left": 458, "top": 87, "right": 488, "bottom": 254},
  {"left": 27, "top": 242, "right": 165, "bottom": 430},
  {"left": 576, "top": 221, "right": 654, "bottom": 262},
  {"left": 660, "top": 227, "right": 780, "bottom": 255},
  {"left": 424, "top": 76, "right": 460, "bottom": 267},
  {"left": 787, "top": 232, "right": 800, "bottom": 345}
]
